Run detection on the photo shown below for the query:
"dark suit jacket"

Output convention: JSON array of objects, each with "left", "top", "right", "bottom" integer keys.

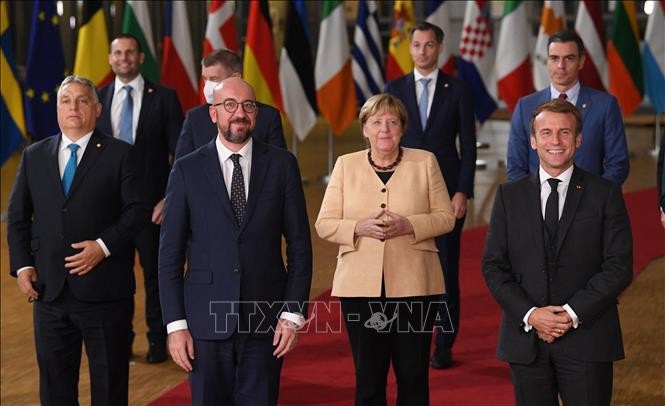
[
  {"left": 7, "top": 131, "right": 150, "bottom": 302},
  {"left": 658, "top": 136, "right": 665, "bottom": 211},
  {"left": 385, "top": 72, "right": 477, "bottom": 198},
  {"left": 507, "top": 86, "right": 629, "bottom": 184},
  {"left": 174, "top": 102, "right": 286, "bottom": 160},
  {"left": 159, "top": 139, "right": 312, "bottom": 340},
  {"left": 97, "top": 78, "right": 183, "bottom": 205},
  {"left": 482, "top": 167, "right": 632, "bottom": 364}
]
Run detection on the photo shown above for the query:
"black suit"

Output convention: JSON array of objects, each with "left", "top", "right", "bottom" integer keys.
[
  {"left": 482, "top": 167, "right": 632, "bottom": 405},
  {"left": 385, "top": 72, "right": 476, "bottom": 354},
  {"left": 7, "top": 131, "right": 150, "bottom": 405},
  {"left": 658, "top": 136, "right": 665, "bottom": 212},
  {"left": 174, "top": 102, "right": 286, "bottom": 159},
  {"left": 97, "top": 78, "right": 183, "bottom": 343}
]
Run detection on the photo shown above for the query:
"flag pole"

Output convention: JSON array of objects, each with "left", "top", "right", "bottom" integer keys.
[
  {"left": 292, "top": 132, "right": 310, "bottom": 185},
  {"left": 652, "top": 113, "right": 662, "bottom": 157},
  {"left": 323, "top": 128, "right": 333, "bottom": 184}
]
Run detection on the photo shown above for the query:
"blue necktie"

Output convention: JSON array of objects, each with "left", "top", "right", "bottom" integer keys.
[
  {"left": 62, "top": 144, "right": 80, "bottom": 195},
  {"left": 419, "top": 78, "right": 431, "bottom": 130},
  {"left": 119, "top": 85, "right": 134, "bottom": 144}
]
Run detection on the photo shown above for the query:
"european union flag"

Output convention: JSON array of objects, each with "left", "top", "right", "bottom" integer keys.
[
  {"left": 24, "top": 0, "right": 66, "bottom": 141},
  {"left": 1, "top": 0, "right": 27, "bottom": 165}
]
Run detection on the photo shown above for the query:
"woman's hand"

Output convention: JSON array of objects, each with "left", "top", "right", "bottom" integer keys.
[
  {"left": 383, "top": 210, "right": 414, "bottom": 239},
  {"left": 354, "top": 209, "right": 387, "bottom": 240}
]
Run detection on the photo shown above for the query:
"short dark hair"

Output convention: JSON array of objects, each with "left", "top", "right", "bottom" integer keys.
[
  {"left": 547, "top": 30, "right": 585, "bottom": 57},
  {"left": 201, "top": 49, "right": 243, "bottom": 74},
  {"left": 410, "top": 21, "right": 444, "bottom": 43},
  {"left": 113, "top": 33, "right": 143, "bottom": 54},
  {"left": 529, "top": 99, "right": 583, "bottom": 137}
]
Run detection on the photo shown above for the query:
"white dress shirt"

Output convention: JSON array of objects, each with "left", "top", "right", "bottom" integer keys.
[
  {"left": 413, "top": 69, "right": 438, "bottom": 119},
  {"left": 522, "top": 165, "right": 580, "bottom": 332},
  {"left": 550, "top": 81, "right": 580, "bottom": 106},
  {"left": 110, "top": 75, "right": 144, "bottom": 142}
]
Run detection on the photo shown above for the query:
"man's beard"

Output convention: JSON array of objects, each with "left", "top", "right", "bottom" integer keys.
[{"left": 220, "top": 118, "right": 252, "bottom": 144}]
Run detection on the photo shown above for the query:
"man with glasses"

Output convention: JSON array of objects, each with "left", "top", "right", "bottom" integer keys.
[{"left": 159, "top": 78, "right": 312, "bottom": 405}]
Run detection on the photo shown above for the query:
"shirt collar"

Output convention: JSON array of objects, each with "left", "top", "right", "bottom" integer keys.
[
  {"left": 539, "top": 164, "right": 574, "bottom": 186},
  {"left": 60, "top": 131, "right": 93, "bottom": 151},
  {"left": 216, "top": 137, "right": 253, "bottom": 163},
  {"left": 413, "top": 68, "right": 439, "bottom": 83},
  {"left": 550, "top": 81, "right": 580, "bottom": 103},
  {"left": 114, "top": 74, "right": 144, "bottom": 95}
]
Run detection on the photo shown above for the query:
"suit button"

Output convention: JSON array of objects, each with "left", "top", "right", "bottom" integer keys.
[
  {"left": 62, "top": 208, "right": 68, "bottom": 213},
  {"left": 542, "top": 269, "right": 546, "bottom": 273},
  {"left": 233, "top": 268, "right": 239, "bottom": 273},
  {"left": 380, "top": 203, "right": 386, "bottom": 208},
  {"left": 381, "top": 188, "right": 386, "bottom": 193},
  {"left": 380, "top": 238, "right": 385, "bottom": 242}
]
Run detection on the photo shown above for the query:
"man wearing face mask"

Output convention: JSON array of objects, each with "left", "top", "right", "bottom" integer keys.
[{"left": 174, "top": 49, "right": 286, "bottom": 159}]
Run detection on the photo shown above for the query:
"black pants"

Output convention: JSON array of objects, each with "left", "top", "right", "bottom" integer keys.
[
  {"left": 434, "top": 215, "right": 465, "bottom": 352},
  {"left": 509, "top": 339, "right": 613, "bottom": 406},
  {"left": 132, "top": 222, "right": 166, "bottom": 342},
  {"left": 34, "top": 285, "right": 132, "bottom": 406},
  {"left": 341, "top": 294, "right": 437, "bottom": 406}
]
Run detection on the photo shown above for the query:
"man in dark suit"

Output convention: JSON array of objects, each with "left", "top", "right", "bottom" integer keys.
[
  {"left": 482, "top": 99, "right": 632, "bottom": 405},
  {"left": 159, "top": 77, "right": 312, "bottom": 405},
  {"left": 658, "top": 137, "right": 665, "bottom": 228},
  {"left": 97, "top": 34, "right": 184, "bottom": 363},
  {"left": 174, "top": 49, "right": 286, "bottom": 159},
  {"left": 385, "top": 21, "right": 477, "bottom": 369},
  {"left": 507, "top": 30, "right": 629, "bottom": 184},
  {"left": 7, "top": 75, "right": 150, "bottom": 405}
]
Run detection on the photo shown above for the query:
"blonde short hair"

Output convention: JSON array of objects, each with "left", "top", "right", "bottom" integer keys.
[{"left": 358, "top": 94, "right": 408, "bottom": 132}]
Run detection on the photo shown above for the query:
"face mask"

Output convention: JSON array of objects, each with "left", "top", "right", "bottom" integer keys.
[{"left": 203, "top": 80, "right": 219, "bottom": 104}]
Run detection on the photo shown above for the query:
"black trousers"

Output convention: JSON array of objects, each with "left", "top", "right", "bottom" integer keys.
[
  {"left": 509, "top": 339, "right": 613, "bottom": 406},
  {"left": 433, "top": 215, "right": 465, "bottom": 352},
  {"left": 341, "top": 294, "right": 437, "bottom": 406},
  {"left": 132, "top": 222, "right": 166, "bottom": 342},
  {"left": 34, "top": 285, "right": 133, "bottom": 406}
]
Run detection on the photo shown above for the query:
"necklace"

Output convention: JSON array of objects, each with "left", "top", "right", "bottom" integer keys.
[{"left": 368, "top": 147, "right": 403, "bottom": 171}]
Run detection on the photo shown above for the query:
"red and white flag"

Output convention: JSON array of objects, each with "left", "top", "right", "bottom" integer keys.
[
  {"left": 203, "top": 0, "right": 238, "bottom": 55},
  {"left": 575, "top": 0, "right": 608, "bottom": 91}
]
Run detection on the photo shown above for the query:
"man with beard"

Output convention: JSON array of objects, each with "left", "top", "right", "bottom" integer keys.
[{"left": 158, "top": 77, "right": 312, "bottom": 405}]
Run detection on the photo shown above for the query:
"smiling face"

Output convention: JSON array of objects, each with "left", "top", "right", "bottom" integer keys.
[
  {"left": 530, "top": 110, "right": 581, "bottom": 177},
  {"left": 57, "top": 82, "right": 101, "bottom": 140},
  {"left": 108, "top": 37, "right": 144, "bottom": 82},
  {"left": 363, "top": 111, "right": 403, "bottom": 155},
  {"left": 209, "top": 78, "right": 257, "bottom": 150},
  {"left": 409, "top": 29, "right": 442, "bottom": 75}
]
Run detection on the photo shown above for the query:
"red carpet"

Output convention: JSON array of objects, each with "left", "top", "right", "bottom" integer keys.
[{"left": 151, "top": 188, "right": 664, "bottom": 405}]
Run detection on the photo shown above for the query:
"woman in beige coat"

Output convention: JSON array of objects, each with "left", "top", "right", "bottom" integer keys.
[{"left": 316, "top": 94, "right": 455, "bottom": 405}]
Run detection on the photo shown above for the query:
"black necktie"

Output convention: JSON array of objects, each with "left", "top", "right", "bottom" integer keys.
[
  {"left": 545, "top": 178, "right": 562, "bottom": 242},
  {"left": 230, "top": 154, "right": 246, "bottom": 225}
]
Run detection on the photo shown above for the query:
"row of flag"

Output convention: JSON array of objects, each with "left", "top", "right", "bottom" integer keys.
[{"left": 2, "top": 1, "right": 664, "bottom": 166}]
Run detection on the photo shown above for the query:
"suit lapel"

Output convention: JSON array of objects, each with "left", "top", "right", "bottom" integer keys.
[
  {"left": 136, "top": 80, "right": 156, "bottom": 142},
  {"left": 66, "top": 131, "right": 105, "bottom": 199},
  {"left": 241, "top": 141, "right": 270, "bottom": 233},
  {"left": 403, "top": 74, "right": 424, "bottom": 135},
  {"left": 554, "top": 167, "right": 585, "bottom": 257},
  {"left": 426, "top": 74, "right": 448, "bottom": 132},
  {"left": 201, "top": 140, "right": 236, "bottom": 224},
  {"left": 527, "top": 172, "right": 547, "bottom": 260},
  {"left": 48, "top": 135, "right": 66, "bottom": 198},
  {"left": 576, "top": 86, "right": 591, "bottom": 122}
]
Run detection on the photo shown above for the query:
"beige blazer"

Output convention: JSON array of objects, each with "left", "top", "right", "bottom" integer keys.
[{"left": 316, "top": 148, "right": 455, "bottom": 298}]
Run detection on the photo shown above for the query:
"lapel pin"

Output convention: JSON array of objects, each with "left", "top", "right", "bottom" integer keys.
[
  {"left": 444, "top": 83, "right": 449, "bottom": 88},
  {"left": 575, "top": 184, "right": 582, "bottom": 189},
  {"left": 582, "top": 103, "right": 587, "bottom": 109},
  {"left": 148, "top": 88, "right": 154, "bottom": 93},
  {"left": 96, "top": 143, "right": 101, "bottom": 148}
]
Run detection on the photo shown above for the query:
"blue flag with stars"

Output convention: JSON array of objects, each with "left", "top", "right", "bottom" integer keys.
[{"left": 24, "top": 0, "right": 65, "bottom": 141}]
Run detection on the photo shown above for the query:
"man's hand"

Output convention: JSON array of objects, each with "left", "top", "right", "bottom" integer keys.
[
  {"left": 528, "top": 306, "right": 573, "bottom": 339},
  {"left": 383, "top": 210, "right": 414, "bottom": 239},
  {"left": 168, "top": 329, "right": 194, "bottom": 371},
  {"left": 536, "top": 330, "right": 556, "bottom": 344},
  {"left": 273, "top": 319, "right": 298, "bottom": 358},
  {"left": 17, "top": 268, "right": 39, "bottom": 301},
  {"left": 354, "top": 209, "right": 387, "bottom": 240},
  {"left": 451, "top": 192, "right": 468, "bottom": 219},
  {"left": 152, "top": 198, "right": 165, "bottom": 225},
  {"left": 65, "top": 240, "right": 105, "bottom": 275}
]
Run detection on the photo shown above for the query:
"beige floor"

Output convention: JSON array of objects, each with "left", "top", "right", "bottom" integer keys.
[{"left": 1, "top": 117, "right": 663, "bottom": 405}]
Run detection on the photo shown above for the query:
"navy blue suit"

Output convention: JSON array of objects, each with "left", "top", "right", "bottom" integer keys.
[
  {"left": 385, "top": 72, "right": 477, "bottom": 355},
  {"left": 159, "top": 139, "right": 312, "bottom": 404},
  {"left": 174, "top": 102, "right": 286, "bottom": 159},
  {"left": 507, "top": 86, "right": 629, "bottom": 184},
  {"left": 97, "top": 78, "right": 183, "bottom": 344}
]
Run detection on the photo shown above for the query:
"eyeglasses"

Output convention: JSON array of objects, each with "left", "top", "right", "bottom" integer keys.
[{"left": 212, "top": 99, "right": 258, "bottom": 114}]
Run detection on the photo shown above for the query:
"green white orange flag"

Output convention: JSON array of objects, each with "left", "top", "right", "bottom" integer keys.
[
  {"left": 73, "top": 1, "right": 112, "bottom": 87},
  {"left": 532, "top": 1, "right": 565, "bottom": 90},
  {"left": 243, "top": 0, "right": 283, "bottom": 112},
  {"left": 315, "top": 0, "right": 356, "bottom": 135},
  {"left": 385, "top": 0, "right": 414, "bottom": 81},
  {"left": 496, "top": 0, "right": 534, "bottom": 112},
  {"left": 123, "top": 0, "right": 159, "bottom": 82},
  {"left": 607, "top": 0, "right": 644, "bottom": 116}
]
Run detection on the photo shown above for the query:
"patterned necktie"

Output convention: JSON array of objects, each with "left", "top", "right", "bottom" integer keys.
[
  {"left": 544, "top": 178, "right": 562, "bottom": 243},
  {"left": 119, "top": 85, "right": 134, "bottom": 144},
  {"left": 229, "top": 154, "right": 246, "bottom": 225},
  {"left": 418, "top": 78, "right": 431, "bottom": 130},
  {"left": 558, "top": 92, "right": 568, "bottom": 100},
  {"left": 62, "top": 144, "right": 80, "bottom": 195}
]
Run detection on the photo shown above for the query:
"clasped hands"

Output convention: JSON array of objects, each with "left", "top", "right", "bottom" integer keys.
[
  {"left": 528, "top": 305, "right": 574, "bottom": 343},
  {"left": 354, "top": 209, "right": 414, "bottom": 240}
]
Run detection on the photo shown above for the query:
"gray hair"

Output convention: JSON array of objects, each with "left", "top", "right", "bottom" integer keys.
[{"left": 57, "top": 75, "right": 99, "bottom": 104}]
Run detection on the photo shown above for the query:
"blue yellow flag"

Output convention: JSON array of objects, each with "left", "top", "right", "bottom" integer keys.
[
  {"left": 25, "top": 0, "right": 66, "bottom": 141},
  {"left": 1, "top": 0, "right": 27, "bottom": 165}
]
